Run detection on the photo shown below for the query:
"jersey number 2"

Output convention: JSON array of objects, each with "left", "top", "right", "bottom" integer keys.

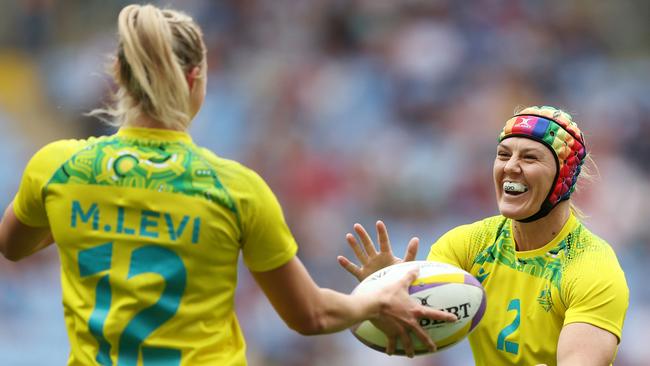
[
  {"left": 79, "top": 242, "right": 187, "bottom": 366},
  {"left": 496, "top": 298, "right": 520, "bottom": 355}
]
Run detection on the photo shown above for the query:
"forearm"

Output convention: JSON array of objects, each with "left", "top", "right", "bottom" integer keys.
[
  {"left": 557, "top": 323, "right": 618, "bottom": 366},
  {"left": 557, "top": 356, "right": 612, "bottom": 366},
  {"left": 253, "top": 257, "right": 384, "bottom": 335},
  {"left": 305, "top": 288, "right": 380, "bottom": 335},
  {"left": 0, "top": 203, "right": 52, "bottom": 261},
  {"left": 0, "top": 205, "right": 16, "bottom": 258}
]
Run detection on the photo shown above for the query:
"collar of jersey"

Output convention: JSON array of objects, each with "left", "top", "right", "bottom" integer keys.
[
  {"left": 512, "top": 212, "right": 579, "bottom": 259},
  {"left": 117, "top": 126, "right": 193, "bottom": 144}
]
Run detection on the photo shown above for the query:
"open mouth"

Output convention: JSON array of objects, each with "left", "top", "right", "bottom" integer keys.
[{"left": 503, "top": 181, "right": 528, "bottom": 196}]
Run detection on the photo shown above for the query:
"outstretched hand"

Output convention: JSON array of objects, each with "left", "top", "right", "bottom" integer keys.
[
  {"left": 337, "top": 220, "right": 419, "bottom": 282},
  {"left": 372, "top": 267, "right": 457, "bottom": 357}
]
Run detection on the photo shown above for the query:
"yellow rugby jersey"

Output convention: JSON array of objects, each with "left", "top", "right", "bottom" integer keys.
[
  {"left": 427, "top": 214, "right": 628, "bottom": 366},
  {"left": 13, "top": 127, "right": 298, "bottom": 366}
]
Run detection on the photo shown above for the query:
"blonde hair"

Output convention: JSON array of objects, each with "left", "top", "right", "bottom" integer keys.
[
  {"left": 514, "top": 105, "right": 598, "bottom": 219},
  {"left": 91, "top": 4, "right": 206, "bottom": 130}
]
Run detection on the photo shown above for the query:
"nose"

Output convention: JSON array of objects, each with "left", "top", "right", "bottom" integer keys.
[{"left": 503, "top": 156, "right": 522, "bottom": 175}]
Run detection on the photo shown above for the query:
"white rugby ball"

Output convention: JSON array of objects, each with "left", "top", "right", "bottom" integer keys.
[{"left": 351, "top": 260, "right": 486, "bottom": 356}]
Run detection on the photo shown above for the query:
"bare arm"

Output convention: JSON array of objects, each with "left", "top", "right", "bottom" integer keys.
[
  {"left": 557, "top": 322, "right": 618, "bottom": 366},
  {"left": 252, "top": 256, "right": 456, "bottom": 357},
  {"left": 0, "top": 202, "right": 53, "bottom": 261}
]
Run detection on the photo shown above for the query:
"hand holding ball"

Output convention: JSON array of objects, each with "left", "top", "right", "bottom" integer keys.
[{"left": 351, "top": 261, "right": 486, "bottom": 356}]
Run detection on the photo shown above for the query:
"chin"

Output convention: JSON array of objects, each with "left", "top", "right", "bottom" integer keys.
[{"left": 497, "top": 204, "right": 535, "bottom": 221}]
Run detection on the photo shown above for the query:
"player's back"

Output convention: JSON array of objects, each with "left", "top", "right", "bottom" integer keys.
[{"left": 25, "top": 128, "right": 264, "bottom": 365}]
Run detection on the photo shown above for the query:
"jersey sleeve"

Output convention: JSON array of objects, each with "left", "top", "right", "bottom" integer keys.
[
  {"left": 238, "top": 168, "right": 298, "bottom": 272},
  {"left": 13, "top": 140, "right": 85, "bottom": 227},
  {"left": 426, "top": 224, "right": 475, "bottom": 271},
  {"left": 562, "top": 245, "right": 629, "bottom": 342},
  {"left": 426, "top": 217, "right": 504, "bottom": 272}
]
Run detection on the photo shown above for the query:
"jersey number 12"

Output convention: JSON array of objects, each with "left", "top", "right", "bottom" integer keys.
[{"left": 79, "top": 242, "right": 187, "bottom": 366}]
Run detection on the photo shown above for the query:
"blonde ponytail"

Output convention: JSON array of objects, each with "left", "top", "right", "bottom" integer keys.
[{"left": 91, "top": 4, "right": 206, "bottom": 130}]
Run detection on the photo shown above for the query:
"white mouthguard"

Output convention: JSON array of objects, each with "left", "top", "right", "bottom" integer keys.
[{"left": 503, "top": 181, "right": 528, "bottom": 193}]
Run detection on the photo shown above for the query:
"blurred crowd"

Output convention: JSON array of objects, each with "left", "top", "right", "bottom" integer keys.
[{"left": 1, "top": 1, "right": 649, "bottom": 365}]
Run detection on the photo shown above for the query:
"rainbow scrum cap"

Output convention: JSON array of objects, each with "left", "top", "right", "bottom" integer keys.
[{"left": 498, "top": 109, "right": 587, "bottom": 222}]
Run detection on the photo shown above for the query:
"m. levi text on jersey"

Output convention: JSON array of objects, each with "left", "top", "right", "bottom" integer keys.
[{"left": 70, "top": 200, "right": 201, "bottom": 243}]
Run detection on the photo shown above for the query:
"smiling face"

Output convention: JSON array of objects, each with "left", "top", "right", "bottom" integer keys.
[{"left": 493, "top": 137, "right": 557, "bottom": 220}]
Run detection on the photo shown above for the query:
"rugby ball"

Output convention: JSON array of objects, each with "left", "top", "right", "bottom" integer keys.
[{"left": 351, "top": 260, "right": 486, "bottom": 356}]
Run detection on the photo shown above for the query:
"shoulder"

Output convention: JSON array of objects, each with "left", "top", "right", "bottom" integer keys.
[
  {"left": 444, "top": 215, "right": 507, "bottom": 240},
  {"left": 33, "top": 138, "right": 93, "bottom": 160},
  {"left": 560, "top": 222, "right": 629, "bottom": 339},
  {"left": 561, "top": 222, "right": 628, "bottom": 297},
  {"left": 477, "top": 215, "right": 509, "bottom": 233},
  {"left": 429, "top": 215, "right": 507, "bottom": 269},
  {"left": 26, "top": 137, "right": 102, "bottom": 176},
  {"left": 196, "top": 147, "right": 248, "bottom": 171},
  {"left": 195, "top": 147, "right": 269, "bottom": 189},
  {"left": 14, "top": 136, "right": 105, "bottom": 226},
  {"left": 565, "top": 223, "right": 622, "bottom": 269},
  {"left": 434, "top": 215, "right": 507, "bottom": 250}
]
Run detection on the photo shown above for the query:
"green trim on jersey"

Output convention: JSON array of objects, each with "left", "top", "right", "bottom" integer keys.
[
  {"left": 473, "top": 218, "right": 565, "bottom": 294},
  {"left": 46, "top": 136, "right": 240, "bottom": 223}
]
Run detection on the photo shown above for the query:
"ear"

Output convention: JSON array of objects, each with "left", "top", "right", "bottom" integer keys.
[
  {"left": 186, "top": 66, "right": 201, "bottom": 91},
  {"left": 113, "top": 56, "right": 121, "bottom": 80}
]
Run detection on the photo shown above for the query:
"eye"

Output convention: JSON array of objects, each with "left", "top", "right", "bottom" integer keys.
[
  {"left": 496, "top": 151, "right": 510, "bottom": 159},
  {"left": 523, "top": 154, "right": 538, "bottom": 161}
]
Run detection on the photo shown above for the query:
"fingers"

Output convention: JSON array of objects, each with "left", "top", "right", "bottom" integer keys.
[
  {"left": 376, "top": 220, "right": 393, "bottom": 254},
  {"left": 383, "top": 325, "right": 413, "bottom": 357},
  {"left": 400, "top": 268, "right": 420, "bottom": 287},
  {"left": 354, "top": 223, "right": 378, "bottom": 257},
  {"left": 408, "top": 321, "right": 437, "bottom": 353},
  {"left": 336, "top": 255, "right": 363, "bottom": 281},
  {"left": 383, "top": 325, "right": 430, "bottom": 357},
  {"left": 385, "top": 335, "right": 397, "bottom": 356},
  {"left": 418, "top": 307, "right": 458, "bottom": 323},
  {"left": 398, "top": 327, "right": 415, "bottom": 358},
  {"left": 346, "top": 232, "right": 368, "bottom": 263},
  {"left": 403, "top": 237, "right": 419, "bottom": 262}
]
